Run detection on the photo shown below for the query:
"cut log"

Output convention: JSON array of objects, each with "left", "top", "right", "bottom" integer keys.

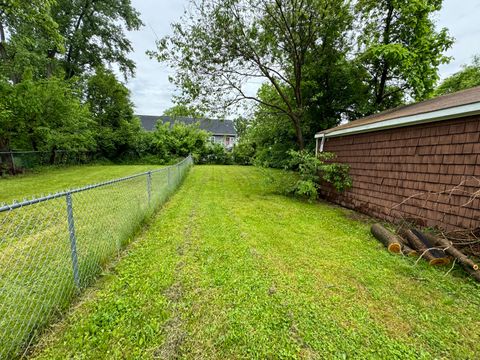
[
  {"left": 371, "top": 224, "right": 402, "bottom": 254},
  {"left": 399, "top": 229, "right": 450, "bottom": 266},
  {"left": 402, "top": 244, "right": 418, "bottom": 257},
  {"left": 420, "top": 231, "right": 479, "bottom": 271}
]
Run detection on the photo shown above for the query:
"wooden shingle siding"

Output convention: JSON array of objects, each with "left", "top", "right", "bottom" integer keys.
[{"left": 320, "top": 115, "right": 480, "bottom": 230}]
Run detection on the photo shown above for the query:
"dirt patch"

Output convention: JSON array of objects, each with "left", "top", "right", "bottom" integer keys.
[
  {"left": 154, "top": 316, "right": 187, "bottom": 360},
  {"left": 343, "top": 209, "right": 375, "bottom": 223},
  {"left": 155, "top": 208, "right": 197, "bottom": 358}
]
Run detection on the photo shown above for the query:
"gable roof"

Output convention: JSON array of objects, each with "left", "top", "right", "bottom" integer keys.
[
  {"left": 316, "top": 86, "right": 480, "bottom": 138},
  {"left": 137, "top": 115, "right": 237, "bottom": 136}
]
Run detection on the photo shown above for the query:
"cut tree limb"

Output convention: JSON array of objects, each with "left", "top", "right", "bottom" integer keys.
[
  {"left": 464, "top": 266, "right": 480, "bottom": 283},
  {"left": 399, "top": 229, "right": 450, "bottom": 266},
  {"left": 371, "top": 223, "right": 402, "bottom": 254},
  {"left": 420, "top": 231, "right": 479, "bottom": 271}
]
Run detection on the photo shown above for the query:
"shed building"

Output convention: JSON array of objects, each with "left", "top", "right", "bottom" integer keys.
[{"left": 315, "top": 86, "right": 480, "bottom": 230}]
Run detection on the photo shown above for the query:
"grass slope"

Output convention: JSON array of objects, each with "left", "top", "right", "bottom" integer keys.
[
  {"left": 32, "top": 166, "right": 480, "bottom": 359},
  {"left": 0, "top": 165, "right": 162, "bottom": 204}
]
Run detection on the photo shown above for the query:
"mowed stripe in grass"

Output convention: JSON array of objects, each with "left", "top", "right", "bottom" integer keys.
[{"left": 32, "top": 166, "right": 480, "bottom": 359}]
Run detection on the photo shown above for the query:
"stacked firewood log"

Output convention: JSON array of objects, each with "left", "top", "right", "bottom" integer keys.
[{"left": 371, "top": 223, "right": 480, "bottom": 283}]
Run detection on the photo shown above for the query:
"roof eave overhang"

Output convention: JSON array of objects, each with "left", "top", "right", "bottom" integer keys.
[{"left": 314, "top": 102, "right": 480, "bottom": 139}]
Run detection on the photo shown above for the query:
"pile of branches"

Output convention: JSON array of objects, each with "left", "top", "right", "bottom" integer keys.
[
  {"left": 441, "top": 228, "right": 480, "bottom": 258},
  {"left": 371, "top": 223, "right": 480, "bottom": 283},
  {"left": 388, "top": 177, "right": 480, "bottom": 259}
]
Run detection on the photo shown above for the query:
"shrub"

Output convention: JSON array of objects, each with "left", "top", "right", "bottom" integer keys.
[
  {"left": 232, "top": 141, "right": 255, "bottom": 165},
  {"left": 287, "top": 150, "right": 351, "bottom": 201},
  {"left": 198, "top": 143, "right": 233, "bottom": 164}
]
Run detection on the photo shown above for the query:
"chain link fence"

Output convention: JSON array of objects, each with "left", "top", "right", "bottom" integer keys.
[{"left": 0, "top": 155, "right": 193, "bottom": 359}]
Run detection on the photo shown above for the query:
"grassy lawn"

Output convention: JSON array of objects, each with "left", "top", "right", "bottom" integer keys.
[
  {"left": 0, "top": 164, "right": 163, "bottom": 204},
  {"left": 29, "top": 165, "right": 480, "bottom": 359}
]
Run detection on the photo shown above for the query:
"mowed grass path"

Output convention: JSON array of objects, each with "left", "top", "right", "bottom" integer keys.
[
  {"left": 0, "top": 165, "right": 162, "bottom": 203},
  {"left": 33, "top": 166, "right": 480, "bottom": 359}
]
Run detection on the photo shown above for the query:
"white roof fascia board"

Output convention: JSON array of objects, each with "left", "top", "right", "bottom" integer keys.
[{"left": 315, "top": 102, "right": 480, "bottom": 139}]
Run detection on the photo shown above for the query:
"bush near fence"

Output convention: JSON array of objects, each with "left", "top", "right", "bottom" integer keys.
[{"left": 0, "top": 155, "right": 193, "bottom": 359}]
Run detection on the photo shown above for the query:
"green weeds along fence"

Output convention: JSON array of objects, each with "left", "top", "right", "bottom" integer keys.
[{"left": 0, "top": 156, "right": 193, "bottom": 359}]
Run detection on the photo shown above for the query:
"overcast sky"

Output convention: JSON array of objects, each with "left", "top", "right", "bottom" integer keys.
[{"left": 126, "top": 0, "right": 480, "bottom": 116}]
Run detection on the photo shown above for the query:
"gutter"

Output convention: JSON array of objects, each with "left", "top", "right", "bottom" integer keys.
[
  {"left": 315, "top": 102, "right": 480, "bottom": 139},
  {"left": 315, "top": 134, "right": 326, "bottom": 155}
]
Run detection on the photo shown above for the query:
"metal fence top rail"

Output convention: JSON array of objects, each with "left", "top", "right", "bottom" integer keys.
[{"left": 0, "top": 155, "right": 192, "bottom": 213}]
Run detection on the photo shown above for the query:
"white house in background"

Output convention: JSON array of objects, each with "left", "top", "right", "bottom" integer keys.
[{"left": 137, "top": 115, "right": 237, "bottom": 150}]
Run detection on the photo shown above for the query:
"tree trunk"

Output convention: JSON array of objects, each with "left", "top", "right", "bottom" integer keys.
[
  {"left": 291, "top": 115, "right": 305, "bottom": 150},
  {"left": 0, "top": 20, "right": 6, "bottom": 60},
  {"left": 65, "top": 0, "right": 91, "bottom": 79},
  {"left": 49, "top": 146, "right": 57, "bottom": 165},
  {"left": 46, "top": 48, "right": 57, "bottom": 78},
  {"left": 375, "top": 3, "right": 394, "bottom": 105},
  {"left": 0, "top": 138, "right": 13, "bottom": 175}
]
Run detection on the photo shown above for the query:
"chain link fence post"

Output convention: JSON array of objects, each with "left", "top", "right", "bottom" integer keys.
[
  {"left": 168, "top": 166, "right": 172, "bottom": 191},
  {"left": 66, "top": 192, "right": 80, "bottom": 289},
  {"left": 147, "top": 171, "right": 152, "bottom": 206}
]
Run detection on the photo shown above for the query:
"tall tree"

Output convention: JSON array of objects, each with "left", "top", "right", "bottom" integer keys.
[
  {"left": 435, "top": 55, "right": 480, "bottom": 96},
  {"left": 52, "top": 0, "right": 143, "bottom": 79},
  {"left": 152, "top": 0, "right": 353, "bottom": 149},
  {"left": 355, "top": 0, "right": 453, "bottom": 112},
  {"left": 86, "top": 68, "right": 141, "bottom": 159}
]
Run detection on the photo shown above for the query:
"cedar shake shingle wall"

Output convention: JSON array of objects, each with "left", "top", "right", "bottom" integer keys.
[{"left": 320, "top": 115, "right": 480, "bottom": 231}]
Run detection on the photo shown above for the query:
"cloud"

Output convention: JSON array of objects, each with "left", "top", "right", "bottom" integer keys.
[
  {"left": 124, "top": 0, "right": 188, "bottom": 115},
  {"left": 437, "top": 0, "right": 480, "bottom": 78}
]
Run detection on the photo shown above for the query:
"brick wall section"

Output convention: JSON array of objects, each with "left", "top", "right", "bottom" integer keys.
[{"left": 320, "top": 115, "right": 480, "bottom": 231}]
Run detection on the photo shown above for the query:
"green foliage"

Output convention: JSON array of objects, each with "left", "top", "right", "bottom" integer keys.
[
  {"left": 436, "top": 55, "right": 480, "bottom": 95},
  {"left": 244, "top": 85, "right": 298, "bottom": 168},
  {"left": 0, "top": 0, "right": 145, "bottom": 172},
  {"left": 321, "top": 162, "right": 353, "bottom": 192},
  {"left": 163, "top": 103, "right": 204, "bottom": 118},
  {"left": 356, "top": 0, "right": 453, "bottom": 110},
  {"left": 287, "top": 150, "right": 351, "bottom": 201},
  {"left": 0, "top": 0, "right": 63, "bottom": 81},
  {"left": 52, "top": 0, "right": 143, "bottom": 79},
  {"left": 153, "top": 121, "right": 209, "bottom": 160},
  {"left": 198, "top": 143, "right": 233, "bottom": 165},
  {"left": 148, "top": 120, "right": 235, "bottom": 165},
  {"left": 7, "top": 76, "right": 95, "bottom": 153},
  {"left": 86, "top": 68, "right": 142, "bottom": 160},
  {"left": 233, "top": 116, "right": 249, "bottom": 138},
  {"left": 232, "top": 141, "right": 255, "bottom": 165}
]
